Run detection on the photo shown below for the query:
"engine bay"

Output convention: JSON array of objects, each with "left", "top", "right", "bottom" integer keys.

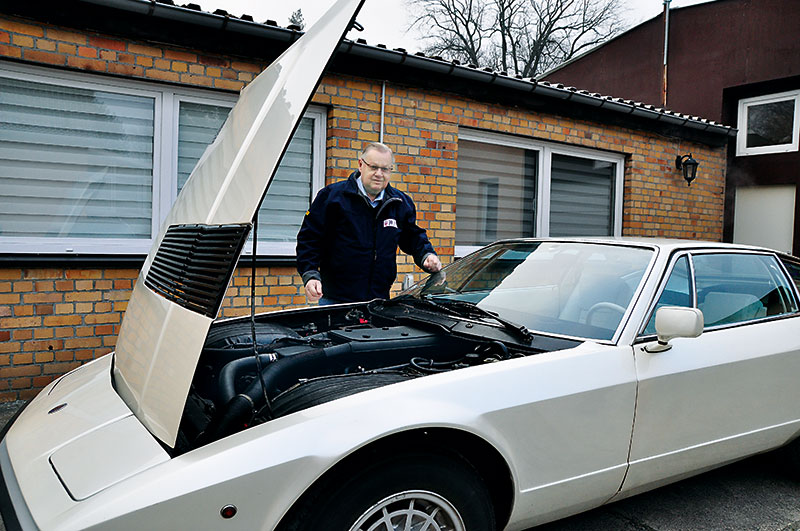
[{"left": 175, "top": 298, "right": 578, "bottom": 454}]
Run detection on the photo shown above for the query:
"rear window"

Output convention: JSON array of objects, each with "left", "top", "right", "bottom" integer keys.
[{"left": 779, "top": 255, "right": 800, "bottom": 290}]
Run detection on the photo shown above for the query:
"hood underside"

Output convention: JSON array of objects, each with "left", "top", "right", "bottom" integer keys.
[{"left": 112, "top": 0, "right": 366, "bottom": 448}]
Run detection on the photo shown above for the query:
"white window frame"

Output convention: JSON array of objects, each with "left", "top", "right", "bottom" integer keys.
[
  {"left": 456, "top": 129, "right": 624, "bottom": 257},
  {"left": 0, "top": 61, "right": 327, "bottom": 257},
  {"left": 736, "top": 90, "right": 800, "bottom": 157}
]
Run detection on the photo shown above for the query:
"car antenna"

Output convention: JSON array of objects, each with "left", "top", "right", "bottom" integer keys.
[{"left": 250, "top": 212, "right": 272, "bottom": 419}]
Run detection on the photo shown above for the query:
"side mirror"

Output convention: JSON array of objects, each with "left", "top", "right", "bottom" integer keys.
[{"left": 645, "top": 306, "right": 704, "bottom": 353}]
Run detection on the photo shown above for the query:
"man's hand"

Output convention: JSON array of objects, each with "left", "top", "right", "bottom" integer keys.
[
  {"left": 423, "top": 254, "right": 442, "bottom": 273},
  {"left": 304, "top": 279, "right": 323, "bottom": 302}
]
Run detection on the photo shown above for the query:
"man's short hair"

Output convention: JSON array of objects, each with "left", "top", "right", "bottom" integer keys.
[{"left": 361, "top": 142, "right": 393, "bottom": 161}]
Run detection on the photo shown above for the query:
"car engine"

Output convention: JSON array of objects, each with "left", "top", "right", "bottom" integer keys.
[{"left": 174, "top": 299, "right": 572, "bottom": 454}]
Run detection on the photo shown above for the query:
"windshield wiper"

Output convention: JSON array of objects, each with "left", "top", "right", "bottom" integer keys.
[{"left": 423, "top": 296, "right": 534, "bottom": 345}]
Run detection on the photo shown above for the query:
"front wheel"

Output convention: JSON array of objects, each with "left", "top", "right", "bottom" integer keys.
[{"left": 279, "top": 453, "right": 496, "bottom": 531}]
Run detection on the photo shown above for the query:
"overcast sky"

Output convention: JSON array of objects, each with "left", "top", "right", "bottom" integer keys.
[{"left": 210, "top": 0, "right": 714, "bottom": 54}]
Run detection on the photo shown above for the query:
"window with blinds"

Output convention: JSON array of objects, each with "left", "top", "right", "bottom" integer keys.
[
  {"left": 257, "top": 117, "right": 315, "bottom": 242},
  {"left": 456, "top": 140, "right": 537, "bottom": 246},
  {"left": 455, "top": 132, "right": 621, "bottom": 254},
  {"left": 0, "top": 76, "right": 155, "bottom": 240},
  {"left": 549, "top": 154, "right": 615, "bottom": 237},
  {"left": 0, "top": 64, "right": 325, "bottom": 256},
  {"left": 177, "top": 101, "right": 231, "bottom": 192},
  {"left": 177, "top": 102, "right": 317, "bottom": 245}
]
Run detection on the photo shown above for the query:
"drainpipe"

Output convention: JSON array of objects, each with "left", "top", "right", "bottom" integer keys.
[
  {"left": 662, "top": 0, "right": 671, "bottom": 108},
  {"left": 380, "top": 80, "right": 386, "bottom": 143}
]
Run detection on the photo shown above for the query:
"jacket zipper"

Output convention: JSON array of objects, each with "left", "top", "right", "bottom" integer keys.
[{"left": 369, "top": 197, "right": 401, "bottom": 293}]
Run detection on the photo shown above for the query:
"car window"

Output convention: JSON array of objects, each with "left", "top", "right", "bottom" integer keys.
[
  {"left": 406, "top": 241, "right": 654, "bottom": 341},
  {"left": 694, "top": 253, "right": 798, "bottom": 328},
  {"left": 779, "top": 255, "right": 800, "bottom": 290},
  {"left": 642, "top": 255, "right": 692, "bottom": 335}
]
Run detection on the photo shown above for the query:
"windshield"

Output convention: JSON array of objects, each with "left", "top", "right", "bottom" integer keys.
[{"left": 403, "top": 241, "right": 654, "bottom": 341}]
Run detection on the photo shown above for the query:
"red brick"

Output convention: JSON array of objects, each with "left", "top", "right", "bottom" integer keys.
[
  {"left": 0, "top": 317, "right": 40, "bottom": 328},
  {"left": 44, "top": 362, "right": 80, "bottom": 375},
  {"left": 65, "top": 270, "right": 102, "bottom": 280},
  {"left": 145, "top": 69, "right": 180, "bottom": 83},
  {"left": 65, "top": 338, "right": 101, "bottom": 349},
  {"left": 1, "top": 20, "right": 44, "bottom": 37},
  {"left": 35, "top": 304, "right": 54, "bottom": 316},
  {"left": 46, "top": 28, "right": 85, "bottom": 44},
  {"left": 84, "top": 314, "right": 120, "bottom": 325},
  {"left": 88, "top": 36, "right": 126, "bottom": 51},
  {"left": 66, "top": 56, "right": 106, "bottom": 72},
  {"left": 107, "top": 63, "right": 144, "bottom": 76},
  {"left": 105, "top": 269, "right": 138, "bottom": 279},
  {"left": 22, "top": 340, "right": 62, "bottom": 352},
  {"left": 33, "top": 328, "right": 54, "bottom": 339},
  {"left": 77, "top": 45, "right": 97, "bottom": 58},
  {"left": 43, "top": 315, "right": 81, "bottom": 326},
  {"left": 128, "top": 43, "right": 161, "bottom": 57},
  {"left": 14, "top": 305, "right": 33, "bottom": 317},
  {"left": 0, "top": 365, "right": 41, "bottom": 378},
  {"left": 165, "top": 49, "right": 196, "bottom": 62},
  {"left": 11, "top": 378, "right": 32, "bottom": 390},
  {"left": 199, "top": 54, "right": 227, "bottom": 67}
]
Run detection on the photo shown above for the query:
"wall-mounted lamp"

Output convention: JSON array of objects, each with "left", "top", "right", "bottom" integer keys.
[{"left": 675, "top": 153, "right": 699, "bottom": 186}]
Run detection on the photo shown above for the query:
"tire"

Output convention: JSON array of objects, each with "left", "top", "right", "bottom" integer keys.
[
  {"left": 278, "top": 452, "right": 496, "bottom": 531},
  {"left": 778, "top": 436, "right": 800, "bottom": 477}
]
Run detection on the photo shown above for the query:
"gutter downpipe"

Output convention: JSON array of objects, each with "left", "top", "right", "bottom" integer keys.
[
  {"left": 380, "top": 80, "right": 386, "bottom": 143},
  {"left": 662, "top": 0, "right": 671, "bottom": 108}
]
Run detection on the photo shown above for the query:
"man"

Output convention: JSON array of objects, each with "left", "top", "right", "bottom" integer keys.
[{"left": 296, "top": 142, "right": 442, "bottom": 304}]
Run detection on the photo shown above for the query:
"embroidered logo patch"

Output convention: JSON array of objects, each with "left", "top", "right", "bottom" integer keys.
[{"left": 383, "top": 219, "right": 398, "bottom": 228}]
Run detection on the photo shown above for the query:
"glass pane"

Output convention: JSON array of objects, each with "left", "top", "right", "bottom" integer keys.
[
  {"left": 177, "top": 103, "right": 315, "bottom": 245},
  {"left": 694, "top": 253, "right": 797, "bottom": 327},
  {"left": 408, "top": 241, "right": 653, "bottom": 341},
  {"left": 456, "top": 140, "right": 537, "bottom": 246},
  {"left": 643, "top": 255, "right": 692, "bottom": 335},
  {"left": 779, "top": 257, "right": 800, "bottom": 290},
  {"left": 0, "top": 76, "right": 154, "bottom": 239},
  {"left": 177, "top": 101, "right": 231, "bottom": 191},
  {"left": 257, "top": 117, "right": 314, "bottom": 242},
  {"left": 746, "top": 99, "right": 795, "bottom": 148},
  {"left": 550, "top": 154, "right": 614, "bottom": 237}
]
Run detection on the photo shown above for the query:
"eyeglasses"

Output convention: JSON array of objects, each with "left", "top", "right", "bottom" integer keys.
[{"left": 360, "top": 158, "right": 393, "bottom": 174}]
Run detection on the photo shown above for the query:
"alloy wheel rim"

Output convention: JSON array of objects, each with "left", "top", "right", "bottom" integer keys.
[{"left": 348, "top": 489, "right": 466, "bottom": 531}]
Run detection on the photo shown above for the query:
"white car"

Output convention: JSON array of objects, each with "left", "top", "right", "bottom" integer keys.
[{"left": 3, "top": 1, "right": 800, "bottom": 530}]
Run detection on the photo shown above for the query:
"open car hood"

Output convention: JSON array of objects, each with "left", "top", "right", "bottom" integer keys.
[{"left": 112, "top": 0, "right": 365, "bottom": 448}]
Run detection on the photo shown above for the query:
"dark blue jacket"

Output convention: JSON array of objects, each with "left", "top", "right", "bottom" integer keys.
[{"left": 296, "top": 171, "right": 436, "bottom": 302}]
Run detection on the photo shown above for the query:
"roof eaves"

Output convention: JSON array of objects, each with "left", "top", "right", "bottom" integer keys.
[{"left": 72, "top": 0, "right": 736, "bottom": 139}]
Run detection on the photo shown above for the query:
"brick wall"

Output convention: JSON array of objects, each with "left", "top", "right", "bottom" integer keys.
[{"left": 0, "top": 13, "right": 727, "bottom": 399}]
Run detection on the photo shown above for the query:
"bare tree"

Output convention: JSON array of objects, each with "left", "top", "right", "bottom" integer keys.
[
  {"left": 288, "top": 9, "right": 305, "bottom": 30},
  {"left": 408, "top": 0, "right": 490, "bottom": 66},
  {"left": 409, "top": 0, "right": 623, "bottom": 77}
]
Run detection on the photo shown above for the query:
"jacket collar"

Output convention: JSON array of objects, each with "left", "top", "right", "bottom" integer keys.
[{"left": 346, "top": 170, "right": 397, "bottom": 200}]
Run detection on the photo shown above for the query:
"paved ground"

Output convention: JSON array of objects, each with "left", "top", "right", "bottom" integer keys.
[{"left": 0, "top": 399, "right": 799, "bottom": 530}]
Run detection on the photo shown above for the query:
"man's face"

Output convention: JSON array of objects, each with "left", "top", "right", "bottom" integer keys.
[{"left": 358, "top": 149, "right": 393, "bottom": 199}]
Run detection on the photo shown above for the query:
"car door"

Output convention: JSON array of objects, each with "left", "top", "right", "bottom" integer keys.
[{"left": 618, "top": 250, "right": 800, "bottom": 497}]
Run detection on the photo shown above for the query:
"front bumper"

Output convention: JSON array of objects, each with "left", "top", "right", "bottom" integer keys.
[
  {"left": 0, "top": 354, "right": 169, "bottom": 531},
  {"left": 0, "top": 401, "right": 34, "bottom": 531}
]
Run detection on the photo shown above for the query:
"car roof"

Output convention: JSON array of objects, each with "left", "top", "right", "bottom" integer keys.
[{"left": 488, "top": 237, "right": 788, "bottom": 256}]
